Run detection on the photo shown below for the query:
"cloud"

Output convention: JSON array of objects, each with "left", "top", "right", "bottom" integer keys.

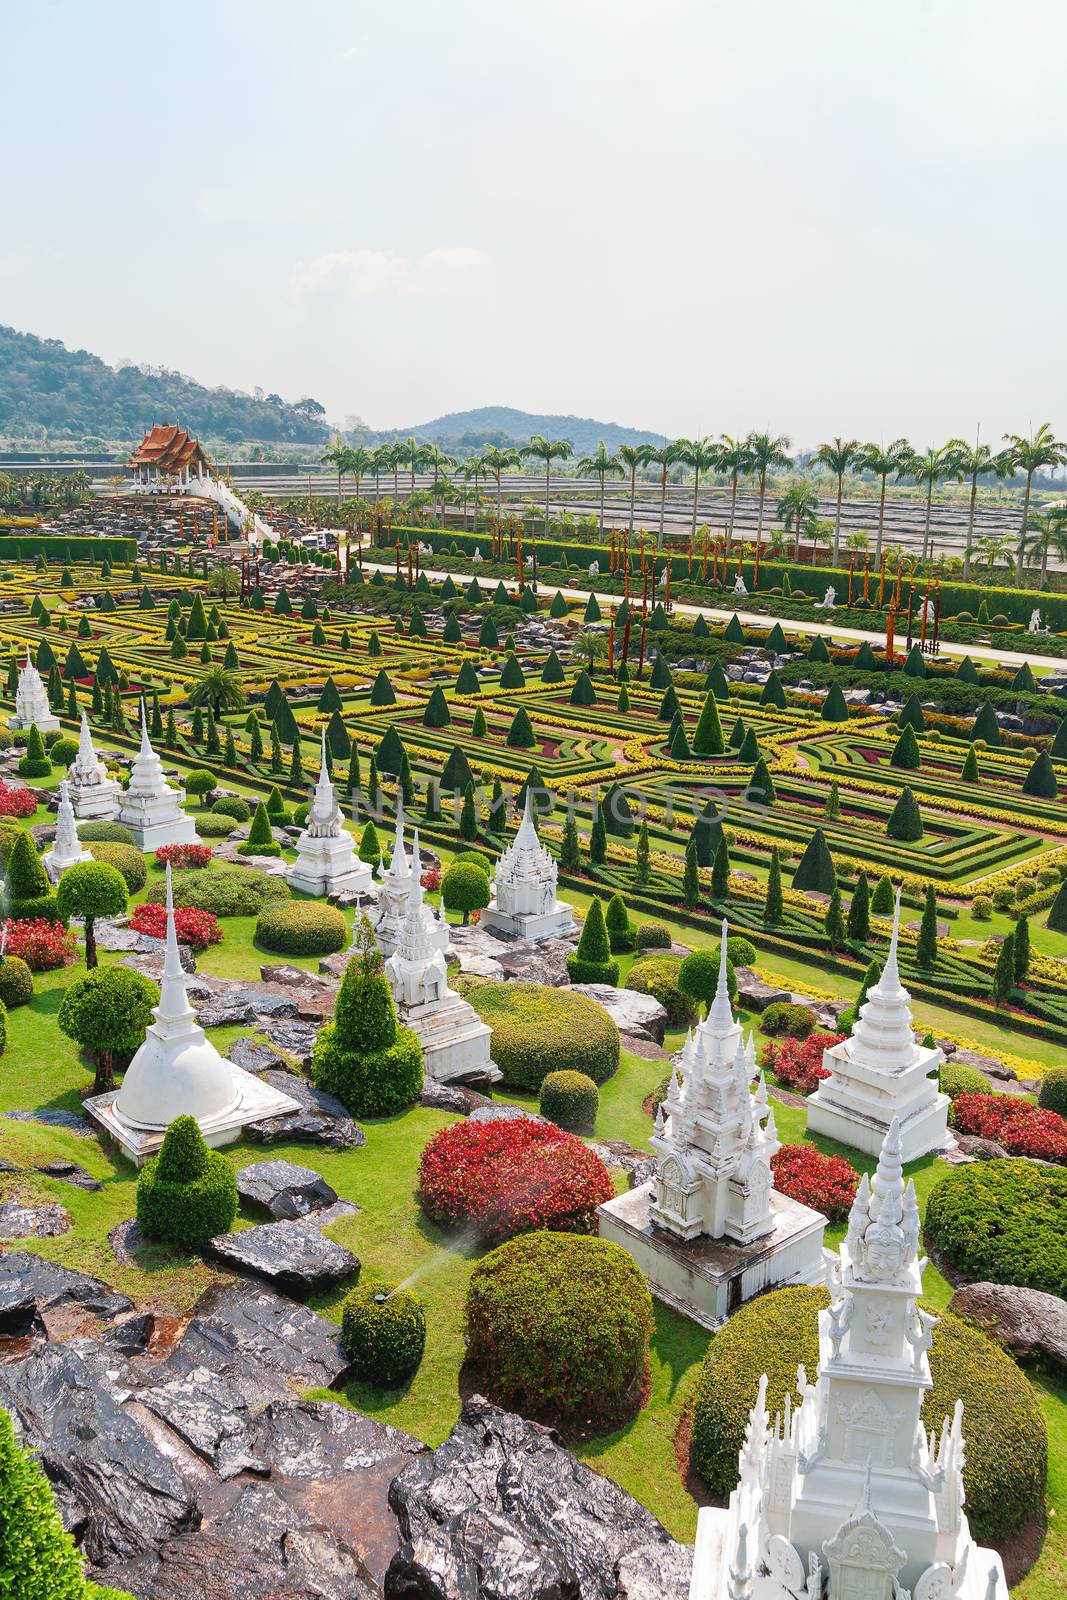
[{"left": 292, "top": 246, "right": 490, "bottom": 299}]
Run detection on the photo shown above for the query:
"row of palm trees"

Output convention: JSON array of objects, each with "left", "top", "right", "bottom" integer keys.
[{"left": 322, "top": 424, "right": 1067, "bottom": 583}]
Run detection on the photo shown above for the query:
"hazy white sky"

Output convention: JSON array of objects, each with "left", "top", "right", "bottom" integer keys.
[{"left": 2, "top": 0, "right": 1063, "bottom": 445}]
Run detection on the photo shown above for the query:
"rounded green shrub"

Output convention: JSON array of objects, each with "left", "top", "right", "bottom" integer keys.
[
  {"left": 49, "top": 737, "right": 79, "bottom": 768},
  {"left": 759, "top": 1001, "right": 815, "bottom": 1038},
  {"left": 628, "top": 954, "right": 698, "bottom": 1027},
  {"left": 970, "top": 895, "right": 993, "bottom": 921},
  {"left": 468, "top": 981, "right": 619, "bottom": 1090},
  {"left": 636, "top": 922, "right": 672, "bottom": 950},
  {"left": 136, "top": 1115, "right": 238, "bottom": 1251},
  {"left": 926, "top": 1159, "right": 1067, "bottom": 1297},
  {"left": 211, "top": 795, "right": 251, "bottom": 822},
  {"left": 340, "top": 1282, "right": 426, "bottom": 1387},
  {"left": 145, "top": 863, "right": 290, "bottom": 917},
  {"left": 1038, "top": 1066, "right": 1067, "bottom": 1117},
  {"left": 539, "top": 1069, "right": 599, "bottom": 1133},
  {"left": 0, "top": 955, "right": 32, "bottom": 1008},
  {"left": 76, "top": 820, "right": 135, "bottom": 844},
  {"left": 256, "top": 900, "right": 347, "bottom": 955},
  {"left": 192, "top": 811, "right": 238, "bottom": 837},
  {"left": 688, "top": 1284, "right": 1046, "bottom": 1543},
  {"left": 466, "top": 1232, "right": 653, "bottom": 1431},
  {"left": 87, "top": 841, "right": 147, "bottom": 893},
  {"left": 939, "top": 1058, "right": 990, "bottom": 1099},
  {"left": 312, "top": 944, "right": 423, "bottom": 1116}
]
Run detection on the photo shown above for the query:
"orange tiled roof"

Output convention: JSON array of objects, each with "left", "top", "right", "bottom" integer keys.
[{"left": 127, "top": 424, "right": 209, "bottom": 473}]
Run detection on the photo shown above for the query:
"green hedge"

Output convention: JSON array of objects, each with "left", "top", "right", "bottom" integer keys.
[
  {"left": 87, "top": 841, "right": 147, "bottom": 894},
  {"left": 145, "top": 863, "right": 291, "bottom": 917},
  {"left": 0, "top": 535, "right": 137, "bottom": 562},
  {"left": 627, "top": 954, "right": 699, "bottom": 1027},
  {"left": 689, "top": 1284, "right": 1046, "bottom": 1542},
  {"left": 312, "top": 1019, "right": 423, "bottom": 1117},
  {"left": 340, "top": 1282, "right": 426, "bottom": 1387},
  {"left": 924, "top": 1159, "right": 1067, "bottom": 1296},
  {"left": 467, "top": 981, "right": 619, "bottom": 1090},
  {"left": 255, "top": 900, "right": 348, "bottom": 955}
]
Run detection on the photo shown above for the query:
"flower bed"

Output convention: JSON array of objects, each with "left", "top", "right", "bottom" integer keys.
[
  {"left": 0, "top": 782, "right": 38, "bottom": 819},
  {"left": 154, "top": 842, "right": 213, "bottom": 870},
  {"left": 759, "top": 1031, "right": 843, "bottom": 1094},
  {"left": 949, "top": 1090, "right": 1067, "bottom": 1163},
  {"left": 130, "top": 902, "right": 222, "bottom": 953},
  {"left": 420, "top": 865, "right": 442, "bottom": 891},
  {"left": 3, "top": 917, "right": 77, "bottom": 971},
  {"left": 771, "top": 1142, "right": 859, "bottom": 1220},
  {"left": 417, "top": 1117, "right": 613, "bottom": 1244}
]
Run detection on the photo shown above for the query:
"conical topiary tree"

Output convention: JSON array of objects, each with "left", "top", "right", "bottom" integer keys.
[
  {"left": 6, "top": 829, "right": 55, "bottom": 918},
  {"left": 807, "top": 634, "right": 829, "bottom": 663},
  {"left": 760, "top": 671, "right": 786, "bottom": 709},
  {"left": 370, "top": 668, "right": 396, "bottom": 707},
  {"left": 956, "top": 654, "right": 979, "bottom": 683},
  {"left": 972, "top": 701, "right": 1001, "bottom": 747},
  {"left": 916, "top": 885, "right": 938, "bottom": 966},
  {"left": 17, "top": 723, "right": 50, "bottom": 778},
  {"left": 692, "top": 691, "right": 725, "bottom": 755},
  {"left": 456, "top": 660, "right": 480, "bottom": 695},
  {"left": 423, "top": 685, "right": 451, "bottom": 728},
  {"left": 891, "top": 724, "right": 921, "bottom": 769},
  {"left": 240, "top": 801, "right": 280, "bottom": 857},
  {"left": 821, "top": 682, "right": 849, "bottom": 722},
  {"left": 961, "top": 743, "right": 980, "bottom": 781},
  {"left": 899, "top": 695, "right": 926, "bottom": 732},
  {"left": 693, "top": 798, "right": 722, "bottom": 867},
  {"left": 711, "top": 833, "right": 730, "bottom": 898},
  {"left": 311, "top": 921, "right": 424, "bottom": 1117},
  {"left": 566, "top": 897, "right": 619, "bottom": 984},
  {"left": 887, "top": 785, "right": 923, "bottom": 842},
  {"left": 542, "top": 648, "right": 565, "bottom": 684},
  {"left": 669, "top": 719, "right": 692, "bottom": 760},
  {"left": 706, "top": 661, "right": 729, "bottom": 699},
  {"left": 871, "top": 873, "right": 894, "bottom": 914},
  {"left": 499, "top": 653, "right": 525, "bottom": 690},
  {"left": 605, "top": 892, "right": 634, "bottom": 953},
  {"left": 136, "top": 1114, "right": 238, "bottom": 1249},
  {"left": 792, "top": 827, "right": 837, "bottom": 894},
  {"left": 506, "top": 706, "right": 536, "bottom": 748},
  {"left": 847, "top": 873, "right": 871, "bottom": 942},
  {"left": 764, "top": 845, "right": 783, "bottom": 924},
  {"left": 1023, "top": 750, "right": 1057, "bottom": 799},
  {"left": 570, "top": 670, "right": 596, "bottom": 706},
  {"left": 0, "top": 1403, "right": 92, "bottom": 1600},
  {"left": 902, "top": 644, "right": 926, "bottom": 678},
  {"left": 724, "top": 614, "right": 745, "bottom": 644},
  {"left": 658, "top": 685, "right": 680, "bottom": 722}
]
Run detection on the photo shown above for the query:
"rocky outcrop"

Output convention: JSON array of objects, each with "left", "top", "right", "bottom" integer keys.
[
  {"left": 225, "top": 1036, "right": 290, "bottom": 1075},
  {"left": 245, "top": 1070, "right": 365, "bottom": 1150},
  {"left": 0, "top": 1200, "right": 72, "bottom": 1239},
  {"left": 208, "top": 1210, "right": 361, "bottom": 1298},
  {"left": 33, "top": 1160, "right": 102, "bottom": 1192},
  {"left": 949, "top": 1281, "right": 1067, "bottom": 1373},
  {"left": 236, "top": 1158, "right": 338, "bottom": 1220},
  {"left": 161, "top": 1281, "right": 353, "bottom": 1394},
  {"left": 569, "top": 984, "right": 668, "bottom": 1044},
  {"left": 385, "top": 1396, "right": 691, "bottom": 1600},
  {"left": 733, "top": 968, "right": 792, "bottom": 1011},
  {"left": 0, "top": 1250, "right": 132, "bottom": 1330}
]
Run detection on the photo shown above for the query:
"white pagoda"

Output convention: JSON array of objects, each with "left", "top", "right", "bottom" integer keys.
[
  {"left": 43, "top": 778, "right": 93, "bottom": 881},
  {"left": 370, "top": 801, "right": 448, "bottom": 962},
  {"left": 8, "top": 649, "right": 59, "bottom": 734},
  {"left": 67, "top": 712, "right": 120, "bottom": 821},
  {"left": 284, "top": 728, "right": 373, "bottom": 898},
  {"left": 383, "top": 832, "right": 499, "bottom": 1085},
  {"left": 807, "top": 892, "right": 949, "bottom": 1162},
  {"left": 86, "top": 864, "right": 299, "bottom": 1164},
  {"left": 688, "top": 1118, "right": 1007, "bottom": 1600},
  {"left": 599, "top": 923, "right": 826, "bottom": 1327},
  {"left": 479, "top": 788, "right": 575, "bottom": 942},
  {"left": 116, "top": 701, "right": 199, "bottom": 851}
]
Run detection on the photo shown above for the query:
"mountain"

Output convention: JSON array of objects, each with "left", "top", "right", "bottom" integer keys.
[
  {"left": 386, "top": 405, "right": 666, "bottom": 455},
  {"left": 0, "top": 324, "right": 329, "bottom": 447}
]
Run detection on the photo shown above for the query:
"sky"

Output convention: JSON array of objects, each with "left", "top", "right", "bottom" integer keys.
[{"left": 1, "top": 0, "right": 1064, "bottom": 447}]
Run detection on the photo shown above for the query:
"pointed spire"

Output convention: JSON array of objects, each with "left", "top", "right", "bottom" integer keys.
[
  {"left": 868, "top": 1116, "right": 905, "bottom": 1228},
  {"left": 389, "top": 794, "right": 409, "bottom": 876},
  {"left": 156, "top": 861, "right": 195, "bottom": 1024},
  {"left": 78, "top": 710, "right": 94, "bottom": 763},
  {"left": 727, "top": 1522, "right": 751, "bottom": 1600},
  {"left": 138, "top": 696, "right": 152, "bottom": 755},
  {"left": 515, "top": 782, "right": 539, "bottom": 846},
  {"left": 881, "top": 887, "right": 904, "bottom": 994},
  {"left": 705, "top": 917, "right": 735, "bottom": 1033}
]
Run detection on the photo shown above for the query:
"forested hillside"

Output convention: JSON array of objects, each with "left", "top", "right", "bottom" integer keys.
[{"left": 393, "top": 405, "right": 664, "bottom": 454}]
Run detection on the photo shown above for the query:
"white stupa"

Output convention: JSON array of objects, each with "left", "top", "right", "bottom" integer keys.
[
  {"left": 807, "top": 891, "right": 949, "bottom": 1162},
  {"left": 8, "top": 648, "right": 59, "bottom": 734},
  {"left": 688, "top": 1118, "right": 1007, "bottom": 1600},
  {"left": 284, "top": 727, "right": 373, "bottom": 898},
  {"left": 67, "top": 713, "right": 120, "bottom": 821},
  {"left": 370, "top": 800, "right": 448, "bottom": 962},
  {"left": 383, "top": 830, "right": 499, "bottom": 1085},
  {"left": 43, "top": 778, "right": 93, "bottom": 881},
  {"left": 86, "top": 863, "right": 299, "bottom": 1164},
  {"left": 479, "top": 788, "right": 575, "bottom": 942},
  {"left": 599, "top": 921, "right": 826, "bottom": 1328},
  {"left": 116, "top": 700, "right": 199, "bottom": 851}
]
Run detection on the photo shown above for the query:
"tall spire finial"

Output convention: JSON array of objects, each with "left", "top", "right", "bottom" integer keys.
[
  {"left": 155, "top": 860, "right": 195, "bottom": 1025},
  {"left": 705, "top": 917, "right": 735, "bottom": 1033},
  {"left": 881, "top": 887, "right": 903, "bottom": 992},
  {"left": 139, "top": 697, "right": 151, "bottom": 755}
]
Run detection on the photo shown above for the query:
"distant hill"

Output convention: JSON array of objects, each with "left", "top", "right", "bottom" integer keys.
[
  {"left": 0, "top": 324, "right": 329, "bottom": 447},
  {"left": 387, "top": 405, "right": 666, "bottom": 455}
]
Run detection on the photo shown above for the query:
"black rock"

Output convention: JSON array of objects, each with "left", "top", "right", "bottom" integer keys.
[
  {"left": 258, "top": 1018, "right": 320, "bottom": 1065},
  {"left": 237, "top": 1157, "right": 338, "bottom": 1220},
  {"left": 196, "top": 985, "right": 299, "bottom": 1028},
  {"left": 226, "top": 1036, "right": 288, "bottom": 1075},
  {"left": 208, "top": 1217, "right": 360, "bottom": 1298},
  {"left": 34, "top": 1160, "right": 103, "bottom": 1192},
  {"left": 0, "top": 1250, "right": 132, "bottom": 1330},
  {"left": 4, "top": 1107, "right": 91, "bottom": 1137},
  {"left": 0, "top": 1343, "right": 196, "bottom": 1564},
  {"left": 418, "top": 1082, "right": 471, "bottom": 1113},
  {"left": 162, "top": 1281, "right": 352, "bottom": 1393},
  {"left": 246, "top": 1070, "right": 365, "bottom": 1151},
  {"left": 386, "top": 1396, "right": 688, "bottom": 1600},
  {"left": 0, "top": 1201, "right": 72, "bottom": 1239},
  {"left": 101, "top": 1310, "right": 155, "bottom": 1355},
  {"left": 135, "top": 1365, "right": 269, "bottom": 1479}
]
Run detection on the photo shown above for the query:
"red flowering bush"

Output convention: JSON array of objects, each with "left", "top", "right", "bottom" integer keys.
[
  {"left": 772, "top": 1143, "right": 859, "bottom": 1221},
  {"left": 760, "top": 1032, "right": 843, "bottom": 1094},
  {"left": 418, "top": 1117, "right": 613, "bottom": 1244},
  {"left": 950, "top": 1091, "right": 1067, "bottom": 1164},
  {"left": 154, "top": 842, "right": 213, "bottom": 870},
  {"left": 4, "top": 917, "right": 77, "bottom": 971},
  {"left": 130, "top": 902, "right": 222, "bottom": 953},
  {"left": 420, "top": 865, "right": 442, "bottom": 892},
  {"left": 0, "top": 782, "right": 37, "bottom": 819}
]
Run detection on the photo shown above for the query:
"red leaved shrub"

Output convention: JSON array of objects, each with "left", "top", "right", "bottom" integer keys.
[
  {"left": 950, "top": 1091, "right": 1067, "bottom": 1164},
  {"left": 760, "top": 1031, "right": 843, "bottom": 1095},
  {"left": 0, "top": 782, "right": 38, "bottom": 819},
  {"left": 418, "top": 1117, "right": 613, "bottom": 1244},
  {"left": 4, "top": 917, "right": 77, "bottom": 971},
  {"left": 420, "top": 865, "right": 442, "bottom": 892},
  {"left": 130, "top": 902, "right": 222, "bottom": 953},
  {"left": 772, "top": 1142, "right": 859, "bottom": 1221},
  {"left": 154, "top": 843, "right": 213, "bottom": 870}
]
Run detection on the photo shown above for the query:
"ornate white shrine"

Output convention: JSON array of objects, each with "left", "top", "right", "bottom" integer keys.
[
  {"left": 67, "top": 713, "right": 120, "bottom": 821},
  {"left": 8, "top": 649, "right": 59, "bottom": 734},
  {"left": 370, "top": 801, "right": 448, "bottom": 962},
  {"left": 480, "top": 788, "right": 575, "bottom": 942},
  {"left": 86, "top": 864, "right": 299, "bottom": 1164},
  {"left": 383, "top": 833, "right": 499, "bottom": 1085},
  {"left": 688, "top": 1118, "right": 1007, "bottom": 1599},
  {"left": 116, "top": 701, "right": 199, "bottom": 851},
  {"left": 807, "top": 892, "right": 949, "bottom": 1162},
  {"left": 284, "top": 728, "right": 373, "bottom": 898},
  {"left": 599, "top": 923, "right": 826, "bottom": 1328},
  {"left": 44, "top": 778, "right": 93, "bottom": 881}
]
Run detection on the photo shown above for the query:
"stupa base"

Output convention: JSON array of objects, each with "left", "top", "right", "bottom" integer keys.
[
  {"left": 806, "top": 1089, "right": 950, "bottom": 1162},
  {"left": 479, "top": 903, "right": 576, "bottom": 943},
  {"left": 85, "top": 1067, "right": 300, "bottom": 1167},
  {"left": 116, "top": 811, "right": 200, "bottom": 852},
  {"left": 8, "top": 711, "right": 60, "bottom": 735},
  {"left": 70, "top": 787, "right": 120, "bottom": 823},
  {"left": 44, "top": 846, "right": 94, "bottom": 883},
  {"left": 400, "top": 991, "right": 502, "bottom": 1085}
]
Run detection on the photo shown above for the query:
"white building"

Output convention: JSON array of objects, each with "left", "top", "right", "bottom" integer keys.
[
  {"left": 689, "top": 1118, "right": 1007, "bottom": 1600},
  {"left": 8, "top": 649, "right": 59, "bottom": 735},
  {"left": 43, "top": 778, "right": 93, "bottom": 881},
  {"left": 67, "top": 713, "right": 120, "bottom": 821},
  {"left": 480, "top": 788, "right": 576, "bottom": 942},
  {"left": 370, "top": 801, "right": 448, "bottom": 963},
  {"left": 284, "top": 728, "right": 373, "bottom": 898},
  {"left": 807, "top": 892, "right": 949, "bottom": 1162},
  {"left": 116, "top": 701, "right": 200, "bottom": 851}
]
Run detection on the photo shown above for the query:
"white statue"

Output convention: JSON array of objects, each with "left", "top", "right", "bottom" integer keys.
[
  {"left": 733, "top": 573, "right": 748, "bottom": 597},
  {"left": 588, "top": 560, "right": 600, "bottom": 578},
  {"left": 816, "top": 585, "right": 836, "bottom": 609},
  {"left": 1028, "top": 608, "right": 1049, "bottom": 635},
  {"left": 472, "top": 547, "right": 483, "bottom": 562}
]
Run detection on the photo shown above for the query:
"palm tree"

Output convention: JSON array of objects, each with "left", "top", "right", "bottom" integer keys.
[
  {"left": 370, "top": 443, "right": 392, "bottom": 502},
  {"left": 615, "top": 444, "right": 655, "bottom": 537},
  {"left": 481, "top": 443, "right": 521, "bottom": 524},
  {"left": 423, "top": 443, "right": 457, "bottom": 495},
  {"left": 462, "top": 456, "right": 488, "bottom": 530},
  {"left": 676, "top": 437, "right": 720, "bottom": 538},
  {"left": 649, "top": 442, "right": 685, "bottom": 546},
  {"left": 188, "top": 666, "right": 245, "bottom": 718},
  {"left": 856, "top": 439, "right": 911, "bottom": 563},
  {"left": 345, "top": 445, "right": 375, "bottom": 504},
  {"left": 404, "top": 489, "right": 435, "bottom": 527},
  {"left": 716, "top": 436, "right": 752, "bottom": 553},
  {"left": 844, "top": 530, "right": 870, "bottom": 558},
  {"left": 575, "top": 442, "right": 624, "bottom": 539},
  {"left": 944, "top": 436, "right": 1013, "bottom": 580},
  {"left": 1022, "top": 506, "right": 1067, "bottom": 582},
  {"left": 776, "top": 482, "right": 820, "bottom": 561},
  {"left": 900, "top": 443, "right": 959, "bottom": 563},
  {"left": 520, "top": 436, "right": 574, "bottom": 533},
  {"left": 976, "top": 533, "right": 1012, "bottom": 575},
  {"left": 808, "top": 437, "right": 861, "bottom": 564},
  {"left": 1003, "top": 423, "right": 1067, "bottom": 581},
  {"left": 320, "top": 436, "right": 355, "bottom": 500},
  {"left": 746, "top": 432, "right": 793, "bottom": 552},
  {"left": 207, "top": 565, "right": 241, "bottom": 598}
]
